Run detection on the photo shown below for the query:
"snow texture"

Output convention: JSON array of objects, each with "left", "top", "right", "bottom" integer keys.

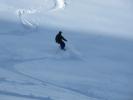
[{"left": 0, "top": 0, "right": 133, "bottom": 100}]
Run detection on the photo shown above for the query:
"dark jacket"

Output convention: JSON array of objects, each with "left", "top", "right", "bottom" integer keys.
[{"left": 55, "top": 33, "right": 67, "bottom": 44}]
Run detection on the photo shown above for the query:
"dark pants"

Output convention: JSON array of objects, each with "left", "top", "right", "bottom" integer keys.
[{"left": 60, "top": 42, "right": 65, "bottom": 50}]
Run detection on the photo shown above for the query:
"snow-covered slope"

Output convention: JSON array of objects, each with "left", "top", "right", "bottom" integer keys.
[{"left": 0, "top": 0, "right": 133, "bottom": 100}]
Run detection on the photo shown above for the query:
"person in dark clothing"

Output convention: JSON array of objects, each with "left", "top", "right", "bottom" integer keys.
[{"left": 55, "top": 31, "right": 67, "bottom": 50}]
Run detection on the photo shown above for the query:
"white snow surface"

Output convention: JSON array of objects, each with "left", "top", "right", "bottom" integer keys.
[{"left": 0, "top": 0, "right": 133, "bottom": 100}]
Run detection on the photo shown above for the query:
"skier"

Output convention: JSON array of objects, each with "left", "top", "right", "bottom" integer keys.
[{"left": 55, "top": 31, "right": 67, "bottom": 50}]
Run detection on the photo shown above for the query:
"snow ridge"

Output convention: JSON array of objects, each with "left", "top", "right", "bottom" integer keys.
[
  {"left": 15, "top": 0, "right": 68, "bottom": 29},
  {"left": 56, "top": 0, "right": 65, "bottom": 9},
  {"left": 16, "top": 9, "right": 38, "bottom": 30},
  {"left": 50, "top": 0, "right": 68, "bottom": 11}
]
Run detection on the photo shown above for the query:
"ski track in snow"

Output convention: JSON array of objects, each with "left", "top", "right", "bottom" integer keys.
[
  {"left": 0, "top": 90, "right": 52, "bottom": 100},
  {"left": 0, "top": 46, "right": 92, "bottom": 100},
  {"left": 16, "top": 0, "right": 67, "bottom": 30},
  {"left": 0, "top": 64, "right": 94, "bottom": 100},
  {"left": 0, "top": 49, "right": 93, "bottom": 100}
]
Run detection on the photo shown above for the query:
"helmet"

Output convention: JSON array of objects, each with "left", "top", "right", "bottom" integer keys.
[{"left": 59, "top": 31, "right": 62, "bottom": 34}]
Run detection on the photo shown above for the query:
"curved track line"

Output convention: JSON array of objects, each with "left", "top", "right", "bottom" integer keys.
[{"left": 13, "top": 69, "right": 93, "bottom": 99}]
